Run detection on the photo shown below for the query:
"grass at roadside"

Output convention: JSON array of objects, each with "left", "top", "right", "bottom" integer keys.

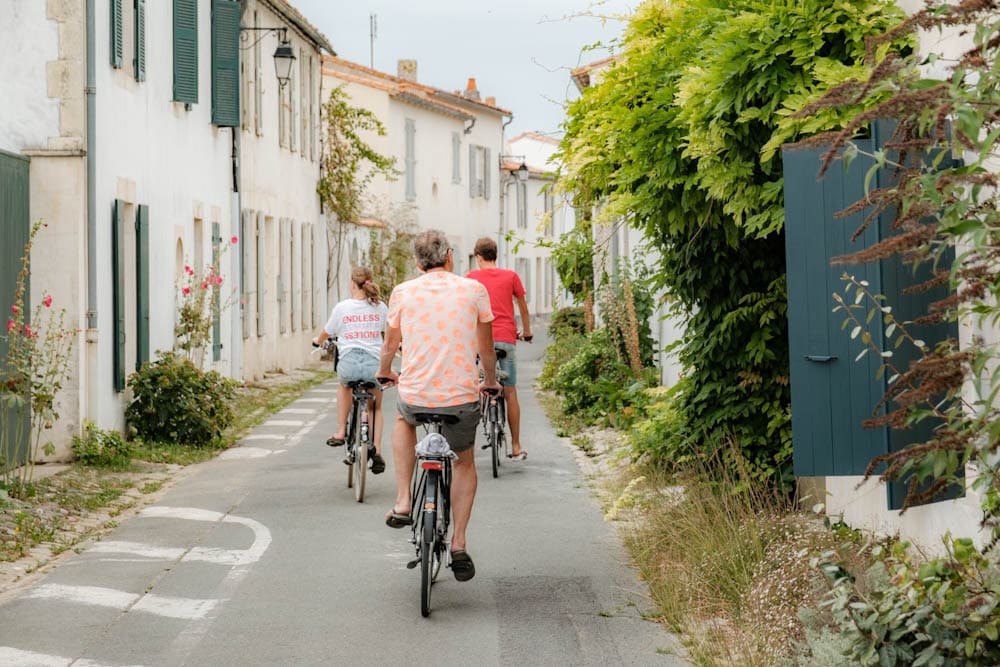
[{"left": 538, "top": 387, "right": 873, "bottom": 666}]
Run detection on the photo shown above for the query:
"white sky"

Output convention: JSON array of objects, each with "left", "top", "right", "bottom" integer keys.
[{"left": 290, "top": 0, "right": 634, "bottom": 138}]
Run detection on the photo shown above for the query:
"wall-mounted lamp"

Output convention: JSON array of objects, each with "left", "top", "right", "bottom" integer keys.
[
  {"left": 240, "top": 26, "right": 297, "bottom": 88},
  {"left": 500, "top": 155, "right": 530, "bottom": 182}
]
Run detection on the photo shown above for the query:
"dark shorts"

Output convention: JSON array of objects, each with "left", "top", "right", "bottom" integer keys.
[{"left": 396, "top": 400, "right": 481, "bottom": 452}]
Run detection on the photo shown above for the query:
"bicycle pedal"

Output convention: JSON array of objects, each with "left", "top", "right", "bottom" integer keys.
[{"left": 406, "top": 558, "right": 420, "bottom": 569}]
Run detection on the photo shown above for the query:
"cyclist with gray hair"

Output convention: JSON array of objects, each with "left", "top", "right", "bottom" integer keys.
[{"left": 378, "top": 229, "right": 500, "bottom": 582}]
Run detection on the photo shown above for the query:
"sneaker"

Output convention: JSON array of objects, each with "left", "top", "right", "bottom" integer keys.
[
  {"left": 370, "top": 452, "right": 386, "bottom": 474},
  {"left": 508, "top": 452, "right": 527, "bottom": 461}
]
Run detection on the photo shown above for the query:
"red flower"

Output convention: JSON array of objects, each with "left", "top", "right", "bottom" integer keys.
[
  {"left": 231, "top": 236, "right": 239, "bottom": 244},
  {"left": 6, "top": 319, "right": 14, "bottom": 331},
  {"left": 201, "top": 282, "right": 209, "bottom": 290},
  {"left": 10, "top": 305, "right": 18, "bottom": 315},
  {"left": 182, "top": 287, "right": 191, "bottom": 295},
  {"left": 216, "top": 276, "right": 224, "bottom": 285},
  {"left": 23, "top": 324, "right": 31, "bottom": 337},
  {"left": 43, "top": 295, "right": 52, "bottom": 308},
  {"left": 185, "top": 265, "right": 194, "bottom": 275}
]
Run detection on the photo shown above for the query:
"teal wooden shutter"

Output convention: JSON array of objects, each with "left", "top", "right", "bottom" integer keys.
[
  {"left": 212, "top": 222, "right": 222, "bottom": 360},
  {"left": 110, "top": 0, "right": 123, "bottom": 68},
  {"left": 173, "top": 0, "right": 199, "bottom": 103},
  {"left": 136, "top": 204, "right": 150, "bottom": 369},
  {"left": 483, "top": 148, "right": 492, "bottom": 200},
  {"left": 211, "top": 0, "right": 240, "bottom": 127},
  {"left": 404, "top": 118, "right": 416, "bottom": 201},
  {"left": 468, "top": 144, "right": 476, "bottom": 197},
  {"left": 134, "top": 0, "right": 146, "bottom": 81},
  {"left": 112, "top": 199, "right": 126, "bottom": 392}
]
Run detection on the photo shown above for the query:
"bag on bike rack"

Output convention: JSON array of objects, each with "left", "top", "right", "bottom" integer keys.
[{"left": 416, "top": 433, "right": 455, "bottom": 459}]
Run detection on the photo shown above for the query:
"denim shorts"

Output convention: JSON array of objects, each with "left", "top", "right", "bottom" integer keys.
[
  {"left": 397, "top": 400, "right": 480, "bottom": 452},
  {"left": 337, "top": 348, "right": 379, "bottom": 382},
  {"left": 495, "top": 342, "right": 517, "bottom": 386}
]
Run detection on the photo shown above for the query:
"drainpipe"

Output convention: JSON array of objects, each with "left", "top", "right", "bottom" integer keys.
[
  {"left": 85, "top": 0, "right": 99, "bottom": 422},
  {"left": 498, "top": 115, "right": 514, "bottom": 266}
]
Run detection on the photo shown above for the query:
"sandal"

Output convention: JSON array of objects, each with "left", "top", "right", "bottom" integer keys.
[
  {"left": 508, "top": 451, "right": 527, "bottom": 461},
  {"left": 450, "top": 549, "right": 476, "bottom": 582},
  {"left": 370, "top": 452, "right": 386, "bottom": 474},
  {"left": 326, "top": 435, "right": 345, "bottom": 447},
  {"left": 385, "top": 510, "right": 412, "bottom": 528}
]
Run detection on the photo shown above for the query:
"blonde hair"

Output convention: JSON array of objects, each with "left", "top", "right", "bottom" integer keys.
[{"left": 352, "top": 266, "right": 381, "bottom": 305}]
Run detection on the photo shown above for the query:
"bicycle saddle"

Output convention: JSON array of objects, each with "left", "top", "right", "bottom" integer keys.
[
  {"left": 413, "top": 412, "right": 461, "bottom": 425},
  {"left": 494, "top": 348, "right": 507, "bottom": 359},
  {"left": 345, "top": 379, "right": 378, "bottom": 390}
]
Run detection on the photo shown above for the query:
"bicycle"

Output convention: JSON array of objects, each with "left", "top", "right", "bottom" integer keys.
[
  {"left": 343, "top": 378, "right": 379, "bottom": 503},
  {"left": 480, "top": 349, "right": 509, "bottom": 479}
]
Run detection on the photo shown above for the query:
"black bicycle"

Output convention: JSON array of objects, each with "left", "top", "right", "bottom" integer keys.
[
  {"left": 343, "top": 378, "right": 379, "bottom": 503},
  {"left": 405, "top": 412, "right": 457, "bottom": 617},
  {"left": 480, "top": 348, "right": 510, "bottom": 478}
]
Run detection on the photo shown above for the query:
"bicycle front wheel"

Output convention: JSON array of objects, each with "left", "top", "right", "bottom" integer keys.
[{"left": 353, "top": 414, "right": 368, "bottom": 503}]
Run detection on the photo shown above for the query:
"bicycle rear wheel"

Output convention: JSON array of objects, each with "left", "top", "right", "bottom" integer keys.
[
  {"left": 420, "top": 515, "right": 437, "bottom": 615},
  {"left": 346, "top": 406, "right": 356, "bottom": 489},
  {"left": 353, "top": 408, "right": 368, "bottom": 502},
  {"left": 488, "top": 419, "right": 500, "bottom": 478}
]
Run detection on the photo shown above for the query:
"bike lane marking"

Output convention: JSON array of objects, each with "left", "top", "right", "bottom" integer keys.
[
  {"left": 0, "top": 646, "right": 145, "bottom": 667},
  {"left": 25, "top": 584, "right": 218, "bottom": 621}
]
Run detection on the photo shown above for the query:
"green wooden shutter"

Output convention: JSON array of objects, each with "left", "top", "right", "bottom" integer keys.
[
  {"left": 112, "top": 199, "right": 126, "bottom": 392},
  {"left": 404, "top": 119, "right": 416, "bottom": 201},
  {"left": 110, "top": 0, "right": 123, "bottom": 68},
  {"left": 212, "top": 222, "right": 222, "bottom": 361},
  {"left": 483, "top": 147, "right": 492, "bottom": 200},
  {"left": 134, "top": 0, "right": 146, "bottom": 81},
  {"left": 173, "top": 0, "right": 199, "bottom": 103},
  {"left": 468, "top": 144, "right": 476, "bottom": 198},
  {"left": 136, "top": 204, "right": 150, "bottom": 369},
  {"left": 211, "top": 0, "right": 240, "bottom": 127}
]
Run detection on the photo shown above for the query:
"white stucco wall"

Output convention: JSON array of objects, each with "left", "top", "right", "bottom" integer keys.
[{"left": 0, "top": 0, "right": 61, "bottom": 152}]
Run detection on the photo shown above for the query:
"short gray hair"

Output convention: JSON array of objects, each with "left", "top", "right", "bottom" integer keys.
[{"left": 413, "top": 229, "right": 451, "bottom": 270}]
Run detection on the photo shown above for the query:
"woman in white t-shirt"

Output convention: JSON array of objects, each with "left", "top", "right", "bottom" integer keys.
[{"left": 312, "top": 267, "right": 389, "bottom": 474}]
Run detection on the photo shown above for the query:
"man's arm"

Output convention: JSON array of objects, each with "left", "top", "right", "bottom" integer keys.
[
  {"left": 476, "top": 321, "right": 499, "bottom": 388},
  {"left": 515, "top": 294, "right": 532, "bottom": 339},
  {"left": 378, "top": 324, "right": 402, "bottom": 380}
]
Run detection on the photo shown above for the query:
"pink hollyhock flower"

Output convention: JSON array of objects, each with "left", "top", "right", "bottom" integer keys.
[
  {"left": 216, "top": 276, "right": 224, "bottom": 285},
  {"left": 43, "top": 295, "right": 52, "bottom": 308},
  {"left": 11, "top": 305, "right": 18, "bottom": 315},
  {"left": 6, "top": 319, "right": 14, "bottom": 331},
  {"left": 231, "top": 236, "right": 238, "bottom": 244},
  {"left": 201, "top": 282, "right": 209, "bottom": 290},
  {"left": 185, "top": 265, "right": 194, "bottom": 275},
  {"left": 182, "top": 287, "right": 191, "bottom": 295},
  {"left": 23, "top": 324, "right": 31, "bottom": 337}
]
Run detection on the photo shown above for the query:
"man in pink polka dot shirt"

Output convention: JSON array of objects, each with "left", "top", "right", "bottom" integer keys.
[{"left": 377, "top": 229, "right": 500, "bottom": 582}]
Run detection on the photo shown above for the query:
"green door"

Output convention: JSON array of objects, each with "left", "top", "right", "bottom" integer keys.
[
  {"left": 0, "top": 150, "right": 31, "bottom": 470},
  {"left": 783, "top": 122, "right": 959, "bottom": 509}
]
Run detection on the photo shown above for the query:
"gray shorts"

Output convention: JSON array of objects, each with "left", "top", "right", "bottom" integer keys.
[{"left": 397, "top": 400, "right": 481, "bottom": 452}]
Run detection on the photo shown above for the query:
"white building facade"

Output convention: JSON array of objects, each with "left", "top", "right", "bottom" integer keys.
[{"left": 0, "top": 0, "right": 333, "bottom": 458}]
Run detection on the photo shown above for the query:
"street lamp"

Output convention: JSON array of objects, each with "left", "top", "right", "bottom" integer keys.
[{"left": 240, "top": 27, "right": 296, "bottom": 88}]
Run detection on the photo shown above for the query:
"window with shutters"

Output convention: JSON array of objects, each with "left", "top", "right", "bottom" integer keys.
[
  {"left": 289, "top": 60, "right": 298, "bottom": 153},
  {"left": 257, "top": 213, "right": 268, "bottom": 337},
  {"left": 451, "top": 133, "right": 461, "bottom": 184},
  {"left": 110, "top": 0, "right": 123, "bottom": 68},
  {"left": 404, "top": 118, "right": 416, "bottom": 201},
  {"left": 136, "top": 205, "right": 150, "bottom": 367},
  {"left": 516, "top": 181, "right": 527, "bottom": 228},
  {"left": 211, "top": 0, "right": 240, "bottom": 127},
  {"left": 173, "top": 0, "right": 198, "bottom": 103},
  {"left": 289, "top": 220, "right": 298, "bottom": 332},
  {"left": 133, "top": 0, "right": 146, "bottom": 82},
  {"left": 468, "top": 145, "right": 486, "bottom": 198}
]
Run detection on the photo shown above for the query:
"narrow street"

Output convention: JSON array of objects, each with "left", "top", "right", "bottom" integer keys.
[{"left": 0, "top": 336, "right": 685, "bottom": 666}]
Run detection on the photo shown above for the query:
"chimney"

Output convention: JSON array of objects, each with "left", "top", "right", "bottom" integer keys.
[
  {"left": 397, "top": 59, "right": 417, "bottom": 82},
  {"left": 463, "top": 77, "right": 481, "bottom": 101}
]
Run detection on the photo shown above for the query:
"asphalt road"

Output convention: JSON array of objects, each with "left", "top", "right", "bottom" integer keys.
[{"left": 0, "top": 330, "right": 687, "bottom": 666}]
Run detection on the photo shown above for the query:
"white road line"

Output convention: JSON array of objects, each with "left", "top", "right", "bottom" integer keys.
[
  {"left": 307, "top": 388, "right": 336, "bottom": 393},
  {"left": 262, "top": 419, "right": 304, "bottom": 427},
  {"left": 139, "top": 506, "right": 272, "bottom": 565},
  {"left": 23, "top": 584, "right": 219, "bottom": 621},
  {"left": 242, "top": 434, "right": 285, "bottom": 441},
  {"left": 297, "top": 398, "right": 330, "bottom": 403},
  {"left": 278, "top": 408, "right": 317, "bottom": 415},
  {"left": 88, "top": 541, "right": 251, "bottom": 566},
  {"left": 218, "top": 447, "right": 283, "bottom": 460},
  {"left": 0, "top": 647, "right": 146, "bottom": 667}
]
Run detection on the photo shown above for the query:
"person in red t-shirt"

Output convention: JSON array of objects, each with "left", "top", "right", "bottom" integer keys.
[{"left": 467, "top": 237, "right": 533, "bottom": 460}]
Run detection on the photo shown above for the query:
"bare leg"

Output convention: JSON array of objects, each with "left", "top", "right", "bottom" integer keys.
[
  {"left": 392, "top": 416, "right": 417, "bottom": 514},
  {"left": 371, "top": 390, "right": 384, "bottom": 454},
  {"left": 504, "top": 385, "right": 522, "bottom": 455},
  {"left": 332, "top": 383, "right": 351, "bottom": 440},
  {"left": 449, "top": 447, "right": 478, "bottom": 552}
]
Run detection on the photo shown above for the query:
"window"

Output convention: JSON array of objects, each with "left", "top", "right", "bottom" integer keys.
[
  {"left": 468, "top": 145, "right": 489, "bottom": 198},
  {"left": 211, "top": 0, "right": 240, "bottom": 127},
  {"left": 516, "top": 181, "right": 527, "bottom": 229},
  {"left": 110, "top": 0, "right": 123, "bottom": 68},
  {"left": 515, "top": 258, "right": 530, "bottom": 304},
  {"left": 134, "top": 0, "right": 146, "bottom": 82},
  {"left": 451, "top": 132, "right": 461, "bottom": 184},
  {"left": 173, "top": 0, "right": 198, "bottom": 103},
  {"left": 405, "top": 118, "right": 416, "bottom": 200}
]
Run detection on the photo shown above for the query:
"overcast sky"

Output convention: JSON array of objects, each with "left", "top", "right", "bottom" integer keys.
[{"left": 291, "top": 0, "right": 635, "bottom": 138}]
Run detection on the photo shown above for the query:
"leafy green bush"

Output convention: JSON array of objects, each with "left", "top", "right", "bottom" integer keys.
[
  {"left": 126, "top": 352, "right": 238, "bottom": 448},
  {"left": 71, "top": 420, "right": 134, "bottom": 469},
  {"left": 548, "top": 307, "right": 586, "bottom": 341},
  {"left": 813, "top": 539, "right": 1000, "bottom": 666}
]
